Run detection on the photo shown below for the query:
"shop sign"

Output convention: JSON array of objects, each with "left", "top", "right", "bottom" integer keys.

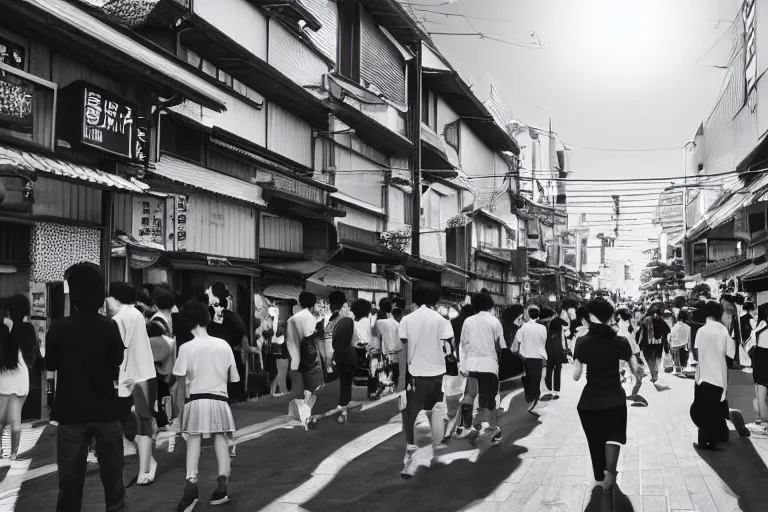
[
  {"left": 441, "top": 268, "right": 467, "bottom": 290},
  {"left": 0, "top": 72, "right": 33, "bottom": 129},
  {"left": 132, "top": 196, "right": 165, "bottom": 246},
  {"left": 57, "top": 81, "right": 138, "bottom": 160},
  {"left": 134, "top": 117, "right": 150, "bottom": 169},
  {"left": 175, "top": 196, "right": 188, "bottom": 251}
]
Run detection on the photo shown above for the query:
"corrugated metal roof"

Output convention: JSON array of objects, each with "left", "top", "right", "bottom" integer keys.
[
  {"left": 25, "top": 0, "right": 230, "bottom": 110},
  {"left": 0, "top": 144, "right": 145, "bottom": 192},
  {"left": 308, "top": 264, "right": 388, "bottom": 291},
  {"left": 261, "top": 260, "right": 326, "bottom": 276},
  {"left": 152, "top": 155, "right": 266, "bottom": 206}
]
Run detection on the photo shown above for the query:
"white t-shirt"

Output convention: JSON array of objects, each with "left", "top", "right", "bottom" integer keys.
[
  {"left": 670, "top": 322, "right": 691, "bottom": 349},
  {"left": 460, "top": 311, "right": 504, "bottom": 375},
  {"left": 286, "top": 309, "right": 317, "bottom": 371},
  {"left": 398, "top": 305, "right": 453, "bottom": 377},
  {"left": 374, "top": 318, "right": 401, "bottom": 354},
  {"left": 617, "top": 321, "right": 640, "bottom": 354},
  {"left": 173, "top": 334, "right": 240, "bottom": 397},
  {"left": 695, "top": 319, "right": 735, "bottom": 401},
  {"left": 515, "top": 320, "right": 548, "bottom": 360},
  {"left": 113, "top": 305, "right": 156, "bottom": 397}
]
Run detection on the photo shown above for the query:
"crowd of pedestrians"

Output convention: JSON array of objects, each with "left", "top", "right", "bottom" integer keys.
[{"left": 14, "top": 256, "right": 767, "bottom": 508}]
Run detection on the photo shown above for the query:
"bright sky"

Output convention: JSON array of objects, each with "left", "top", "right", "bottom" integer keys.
[{"left": 409, "top": 0, "right": 740, "bottom": 263}]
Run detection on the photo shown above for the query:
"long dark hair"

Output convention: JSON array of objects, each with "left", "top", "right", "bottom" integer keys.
[{"left": 1, "top": 294, "right": 32, "bottom": 371}]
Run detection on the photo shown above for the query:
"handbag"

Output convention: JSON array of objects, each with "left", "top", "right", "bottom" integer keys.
[
  {"left": 499, "top": 348, "right": 524, "bottom": 381},
  {"left": 443, "top": 340, "right": 459, "bottom": 377}
]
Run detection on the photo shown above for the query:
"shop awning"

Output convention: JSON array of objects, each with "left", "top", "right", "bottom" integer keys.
[
  {"left": 260, "top": 260, "right": 326, "bottom": 278},
  {"left": 16, "top": 0, "right": 229, "bottom": 111},
  {"left": 0, "top": 144, "right": 146, "bottom": 193},
  {"left": 700, "top": 256, "right": 750, "bottom": 279},
  {"left": 152, "top": 154, "right": 266, "bottom": 206},
  {"left": 263, "top": 283, "right": 303, "bottom": 300},
  {"left": 307, "top": 264, "right": 388, "bottom": 292},
  {"left": 261, "top": 184, "right": 346, "bottom": 219}
]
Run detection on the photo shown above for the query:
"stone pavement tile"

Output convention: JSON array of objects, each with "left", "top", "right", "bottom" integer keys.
[
  {"left": 640, "top": 447, "right": 661, "bottom": 470},
  {"left": 641, "top": 469, "right": 665, "bottom": 496},
  {"left": 503, "top": 457, "right": 533, "bottom": 484},
  {"left": 484, "top": 482, "right": 516, "bottom": 502},
  {"left": 642, "top": 495, "right": 667, "bottom": 512},
  {"left": 688, "top": 491, "right": 719, "bottom": 512},
  {"left": 662, "top": 465, "right": 694, "bottom": 510},
  {"left": 517, "top": 456, "right": 554, "bottom": 485},
  {"left": 503, "top": 482, "right": 540, "bottom": 510},
  {"left": 627, "top": 494, "right": 643, "bottom": 512},
  {"left": 618, "top": 469, "right": 641, "bottom": 495},
  {"left": 703, "top": 475, "right": 742, "bottom": 511}
]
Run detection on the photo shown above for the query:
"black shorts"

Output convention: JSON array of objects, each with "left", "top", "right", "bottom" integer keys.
[
  {"left": 120, "top": 378, "right": 157, "bottom": 441},
  {"left": 406, "top": 374, "right": 444, "bottom": 411},
  {"left": 469, "top": 372, "right": 499, "bottom": 411}
]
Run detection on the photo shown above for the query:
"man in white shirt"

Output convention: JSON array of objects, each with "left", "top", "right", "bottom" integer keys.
[
  {"left": 459, "top": 292, "right": 504, "bottom": 444},
  {"left": 106, "top": 283, "right": 157, "bottom": 485},
  {"left": 398, "top": 281, "right": 453, "bottom": 478},
  {"left": 691, "top": 300, "right": 736, "bottom": 450},
  {"left": 285, "top": 292, "right": 324, "bottom": 417},
  {"left": 514, "top": 306, "right": 548, "bottom": 413}
]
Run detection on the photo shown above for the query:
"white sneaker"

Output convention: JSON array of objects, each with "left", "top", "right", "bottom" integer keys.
[
  {"left": 229, "top": 444, "right": 236, "bottom": 458},
  {"left": 400, "top": 445, "right": 418, "bottom": 479}
]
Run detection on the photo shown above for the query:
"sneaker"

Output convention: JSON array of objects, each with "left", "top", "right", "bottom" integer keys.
[
  {"left": 176, "top": 480, "right": 199, "bottom": 512},
  {"left": 553, "top": 392, "right": 560, "bottom": 400},
  {"left": 527, "top": 398, "right": 539, "bottom": 414},
  {"left": 467, "top": 427, "right": 480, "bottom": 445},
  {"left": 490, "top": 427, "right": 502, "bottom": 445},
  {"left": 730, "top": 409, "right": 751, "bottom": 438},
  {"left": 400, "top": 445, "right": 418, "bottom": 479},
  {"left": 229, "top": 444, "right": 236, "bottom": 458},
  {"left": 454, "top": 426, "right": 469, "bottom": 439},
  {"left": 210, "top": 475, "right": 230, "bottom": 506}
]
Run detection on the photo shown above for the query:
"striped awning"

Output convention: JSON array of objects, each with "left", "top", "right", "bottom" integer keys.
[{"left": 0, "top": 144, "right": 146, "bottom": 192}]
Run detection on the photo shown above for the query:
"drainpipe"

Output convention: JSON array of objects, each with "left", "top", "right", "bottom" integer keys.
[{"left": 410, "top": 43, "right": 423, "bottom": 258}]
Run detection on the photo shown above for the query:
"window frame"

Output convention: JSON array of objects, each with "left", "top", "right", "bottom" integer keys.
[
  {"left": 337, "top": 2, "right": 361, "bottom": 83},
  {"left": 0, "top": 28, "right": 29, "bottom": 73}
]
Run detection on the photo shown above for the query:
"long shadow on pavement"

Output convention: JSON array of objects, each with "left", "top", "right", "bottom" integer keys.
[
  {"left": 301, "top": 390, "right": 541, "bottom": 512},
  {"left": 584, "top": 486, "right": 634, "bottom": 512},
  {"left": 697, "top": 435, "right": 768, "bottom": 512},
  {"left": 14, "top": 396, "right": 400, "bottom": 511}
]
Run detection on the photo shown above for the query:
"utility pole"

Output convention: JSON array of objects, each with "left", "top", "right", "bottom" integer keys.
[{"left": 410, "top": 43, "right": 423, "bottom": 258}]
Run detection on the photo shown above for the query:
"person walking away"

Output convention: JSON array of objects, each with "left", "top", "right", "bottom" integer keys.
[
  {"left": 637, "top": 309, "right": 669, "bottom": 384},
  {"left": 173, "top": 299, "right": 239, "bottom": 511},
  {"left": 352, "top": 300, "right": 378, "bottom": 400},
  {"left": 617, "top": 309, "right": 644, "bottom": 398},
  {"left": 269, "top": 325, "right": 290, "bottom": 396},
  {"left": 545, "top": 306, "right": 570, "bottom": 400},
  {"left": 573, "top": 298, "right": 640, "bottom": 493},
  {"left": 285, "top": 292, "right": 324, "bottom": 423},
  {"left": 106, "top": 283, "right": 158, "bottom": 486},
  {"left": 318, "top": 294, "right": 345, "bottom": 380},
  {"left": 451, "top": 304, "right": 476, "bottom": 438},
  {"left": 374, "top": 298, "right": 402, "bottom": 395},
  {"left": 331, "top": 296, "right": 362, "bottom": 420},
  {"left": 147, "top": 289, "right": 176, "bottom": 430},
  {"left": 749, "top": 312, "right": 768, "bottom": 433},
  {"left": 721, "top": 294, "right": 743, "bottom": 369},
  {"left": 46, "top": 263, "right": 127, "bottom": 511},
  {"left": 398, "top": 281, "right": 453, "bottom": 478},
  {"left": 670, "top": 310, "right": 691, "bottom": 374},
  {"left": 0, "top": 294, "right": 35, "bottom": 459},
  {"left": 502, "top": 304, "right": 525, "bottom": 352},
  {"left": 458, "top": 293, "right": 504, "bottom": 445},
  {"left": 206, "top": 293, "right": 248, "bottom": 403},
  {"left": 514, "top": 306, "right": 548, "bottom": 414},
  {"left": 741, "top": 301, "right": 757, "bottom": 351},
  {"left": 690, "top": 300, "right": 737, "bottom": 450}
]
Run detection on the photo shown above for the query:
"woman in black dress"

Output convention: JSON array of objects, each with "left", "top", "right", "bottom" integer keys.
[{"left": 573, "top": 298, "right": 640, "bottom": 493}]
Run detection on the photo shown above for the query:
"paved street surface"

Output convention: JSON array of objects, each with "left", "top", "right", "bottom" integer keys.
[{"left": 6, "top": 368, "right": 768, "bottom": 511}]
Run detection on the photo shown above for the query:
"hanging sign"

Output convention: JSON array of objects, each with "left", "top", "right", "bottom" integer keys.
[{"left": 57, "top": 81, "right": 137, "bottom": 160}]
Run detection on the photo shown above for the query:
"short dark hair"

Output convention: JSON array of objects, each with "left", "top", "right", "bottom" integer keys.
[
  {"left": 528, "top": 306, "right": 540, "bottom": 320},
  {"left": 502, "top": 304, "right": 525, "bottom": 324},
  {"left": 470, "top": 292, "right": 494, "bottom": 312},
  {"left": 350, "top": 298, "right": 372, "bottom": 320},
  {"left": 155, "top": 290, "right": 175, "bottom": 311},
  {"left": 137, "top": 290, "right": 154, "bottom": 308},
  {"left": 539, "top": 306, "right": 556, "bottom": 320},
  {"left": 678, "top": 309, "right": 689, "bottom": 322},
  {"left": 4, "top": 294, "right": 30, "bottom": 321},
  {"left": 744, "top": 301, "right": 756, "bottom": 312},
  {"left": 392, "top": 307, "right": 404, "bottom": 322},
  {"left": 211, "top": 282, "right": 230, "bottom": 300},
  {"left": 108, "top": 282, "right": 136, "bottom": 305},
  {"left": 65, "top": 262, "right": 105, "bottom": 314},
  {"left": 575, "top": 306, "right": 590, "bottom": 325},
  {"left": 561, "top": 298, "right": 578, "bottom": 311},
  {"left": 181, "top": 299, "right": 210, "bottom": 329},
  {"left": 618, "top": 310, "right": 632, "bottom": 322},
  {"left": 298, "top": 291, "right": 316, "bottom": 309},
  {"left": 412, "top": 281, "right": 441, "bottom": 307},
  {"left": 703, "top": 300, "right": 724, "bottom": 320},
  {"left": 378, "top": 297, "right": 393, "bottom": 314},
  {"left": 587, "top": 298, "right": 615, "bottom": 324},
  {"left": 734, "top": 294, "right": 745, "bottom": 306},
  {"left": 328, "top": 291, "right": 347, "bottom": 310},
  {"left": 392, "top": 296, "right": 406, "bottom": 310}
]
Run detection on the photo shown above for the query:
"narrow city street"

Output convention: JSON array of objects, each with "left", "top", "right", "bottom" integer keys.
[{"left": 5, "top": 370, "right": 768, "bottom": 512}]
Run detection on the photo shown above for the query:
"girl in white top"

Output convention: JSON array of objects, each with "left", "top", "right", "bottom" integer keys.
[{"left": 173, "top": 299, "right": 239, "bottom": 510}]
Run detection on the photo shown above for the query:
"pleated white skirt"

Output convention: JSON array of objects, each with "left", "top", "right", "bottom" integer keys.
[{"left": 181, "top": 399, "right": 236, "bottom": 441}]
